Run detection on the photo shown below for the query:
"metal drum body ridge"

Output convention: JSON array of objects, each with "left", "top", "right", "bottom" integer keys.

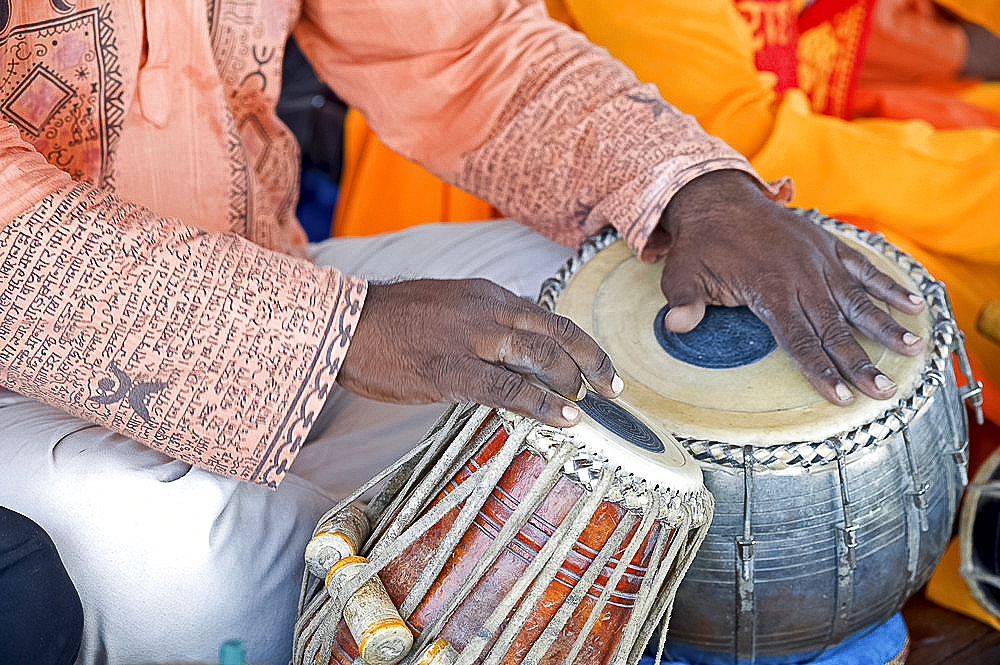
[{"left": 671, "top": 381, "right": 964, "bottom": 658}]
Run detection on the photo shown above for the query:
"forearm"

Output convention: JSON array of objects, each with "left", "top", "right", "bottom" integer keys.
[
  {"left": 0, "top": 124, "right": 73, "bottom": 227},
  {"left": 0, "top": 127, "right": 367, "bottom": 487},
  {"left": 550, "top": 0, "right": 783, "bottom": 158},
  {"left": 451, "top": 36, "right": 787, "bottom": 259},
  {"left": 295, "top": 0, "right": 787, "bottom": 260}
]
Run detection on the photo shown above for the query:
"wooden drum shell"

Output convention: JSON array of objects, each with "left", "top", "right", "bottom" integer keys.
[{"left": 310, "top": 411, "right": 695, "bottom": 665}]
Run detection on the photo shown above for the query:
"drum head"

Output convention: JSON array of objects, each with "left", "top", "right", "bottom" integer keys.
[
  {"left": 555, "top": 390, "right": 705, "bottom": 496},
  {"left": 553, "top": 228, "right": 934, "bottom": 446}
]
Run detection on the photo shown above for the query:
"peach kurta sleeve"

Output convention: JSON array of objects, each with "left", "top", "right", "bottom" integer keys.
[
  {"left": 292, "top": 0, "right": 790, "bottom": 261},
  {"left": 0, "top": 123, "right": 367, "bottom": 487}
]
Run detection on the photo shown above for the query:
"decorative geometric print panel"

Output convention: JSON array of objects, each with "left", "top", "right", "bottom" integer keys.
[{"left": 0, "top": 5, "right": 123, "bottom": 186}]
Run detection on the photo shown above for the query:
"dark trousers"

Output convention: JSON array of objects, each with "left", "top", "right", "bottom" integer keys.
[{"left": 0, "top": 507, "right": 83, "bottom": 665}]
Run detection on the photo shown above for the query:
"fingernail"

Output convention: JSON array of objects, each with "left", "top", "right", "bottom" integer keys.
[
  {"left": 902, "top": 332, "right": 920, "bottom": 346},
  {"left": 835, "top": 382, "right": 853, "bottom": 402},
  {"left": 611, "top": 374, "right": 624, "bottom": 395},
  {"left": 574, "top": 383, "right": 587, "bottom": 401},
  {"left": 874, "top": 374, "right": 895, "bottom": 391},
  {"left": 562, "top": 404, "right": 580, "bottom": 422},
  {"left": 908, "top": 293, "right": 924, "bottom": 305}
]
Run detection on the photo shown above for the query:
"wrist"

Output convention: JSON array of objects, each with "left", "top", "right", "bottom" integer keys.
[{"left": 659, "top": 170, "right": 764, "bottom": 238}]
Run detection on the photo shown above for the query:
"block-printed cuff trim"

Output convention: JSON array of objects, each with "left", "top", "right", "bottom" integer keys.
[{"left": 255, "top": 275, "right": 366, "bottom": 487}]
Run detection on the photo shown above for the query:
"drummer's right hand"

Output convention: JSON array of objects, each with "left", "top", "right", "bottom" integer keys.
[
  {"left": 655, "top": 170, "right": 927, "bottom": 405},
  {"left": 337, "top": 278, "right": 623, "bottom": 427}
]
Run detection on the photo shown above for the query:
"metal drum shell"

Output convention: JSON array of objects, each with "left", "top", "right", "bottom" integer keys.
[
  {"left": 959, "top": 436, "right": 1000, "bottom": 623},
  {"left": 538, "top": 211, "right": 974, "bottom": 661},
  {"left": 667, "top": 365, "right": 966, "bottom": 658}
]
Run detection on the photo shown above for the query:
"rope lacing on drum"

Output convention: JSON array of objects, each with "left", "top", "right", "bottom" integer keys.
[
  {"left": 291, "top": 402, "right": 715, "bottom": 665},
  {"left": 538, "top": 210, "right": 970, "bottom": 473},
  {"left": 524, "top": 418, "right": 710, "bottom": 527}
]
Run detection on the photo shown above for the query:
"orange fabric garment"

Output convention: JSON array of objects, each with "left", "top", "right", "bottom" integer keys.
[
  {"left": 851, "top": 0, "right": 1000, "bottom": 127},
  {"left": 294, "top": 0, "right": 786, "bottom": 261},
  {"left": 795, "top": 0, "right": 877, "bottom": 118},
  {"left": 0, "top": 0, "right": 772, "bottom": 485},
  {"left": 547, "top": 0, "right": 1000, "bottom": 395},
  {"left": 333, "top": 110, "right": 498, "bottom": 237},
  {"left": 859, "top": 0, "right": 967, "bottom": 87},
  {"left": 733, "top": 0, "right": 801, "bottom": 92},
  {"left": 334, "top": 0, "right": 1000, "bottom": 393}
]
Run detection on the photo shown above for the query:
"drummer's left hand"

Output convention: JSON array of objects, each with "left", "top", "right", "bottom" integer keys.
[{"left": 655, "top": 169, "right": 926, "bottom": 405}]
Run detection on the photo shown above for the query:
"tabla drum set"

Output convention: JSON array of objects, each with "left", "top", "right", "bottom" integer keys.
[{"left": 294, "top": 208, "right": 983, "bottom": 665}]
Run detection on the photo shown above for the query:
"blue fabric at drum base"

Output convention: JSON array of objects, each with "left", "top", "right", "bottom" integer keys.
[{"left": 642, "top": 612, "right": 909, "bottom": 665}]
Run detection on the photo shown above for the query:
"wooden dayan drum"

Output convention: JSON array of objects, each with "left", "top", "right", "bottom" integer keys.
[
  {"left": 539, "top": 209, "right": 982, "bottom": 662},
  {"left": 293, "top": 394, "right": 713, "bottom": 665}
]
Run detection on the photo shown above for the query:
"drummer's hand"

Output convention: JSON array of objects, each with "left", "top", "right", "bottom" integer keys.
[
  {"left": 337, "top": 278, "right": 622, "bottom": 426},
  {"left": 657, "top": 169, "right": 926, "bottom": 405}
]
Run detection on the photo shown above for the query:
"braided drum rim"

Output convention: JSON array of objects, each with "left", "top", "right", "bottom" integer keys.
[
  {"left": 537, "top": 208, "right": 959, "bottom": 472},
  {"left": 498, "top": 409, "right": 713, "bottom": 528}
]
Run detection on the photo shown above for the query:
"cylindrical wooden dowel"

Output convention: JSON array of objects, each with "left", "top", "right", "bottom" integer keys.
[
  {"left": 327, "top": 555, "right": 414, "bottom": 665},
  {"left": 304, "top": 503, "right": 371, "bottom": 580}
]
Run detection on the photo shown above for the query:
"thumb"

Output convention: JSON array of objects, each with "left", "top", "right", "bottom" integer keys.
[
  {"left": 660, "top": 271, "right": 707, "bottom": 333},
  {"left": 664, "top": 300, "right": 706, "bottom": 333}
]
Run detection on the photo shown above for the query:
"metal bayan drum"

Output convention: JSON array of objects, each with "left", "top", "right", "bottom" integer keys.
[
  {"left": 293, "top": 394, "right": 714, "bottom": 665},
  {"left": 539, "top": 209, "right": 983, "bottom": 663}
]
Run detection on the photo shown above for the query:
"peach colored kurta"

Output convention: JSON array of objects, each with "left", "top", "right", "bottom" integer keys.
[{"left": 0, "top": 0, "right": 775, "bottom": 486}]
